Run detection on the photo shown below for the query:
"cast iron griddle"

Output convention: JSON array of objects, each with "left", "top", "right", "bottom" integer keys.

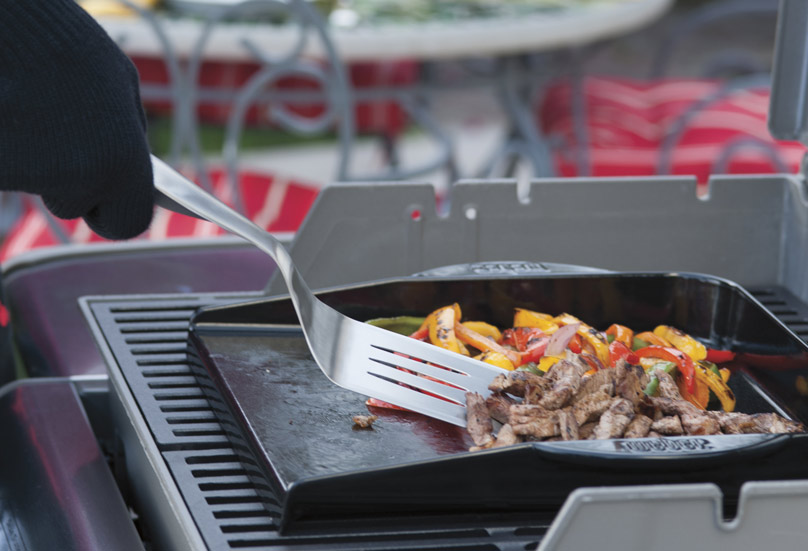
[{"left": 189, "top": 273, "right": 808, "bottom": 531}]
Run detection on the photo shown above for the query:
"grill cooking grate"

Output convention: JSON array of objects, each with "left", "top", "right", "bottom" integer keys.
[{"left": 86, "top": 294, "right": 549, "bottom": 550}]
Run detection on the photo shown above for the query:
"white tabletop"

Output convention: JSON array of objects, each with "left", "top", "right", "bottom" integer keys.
[{"left": 99, "top": 0, "right": 673, "bottom": 62}]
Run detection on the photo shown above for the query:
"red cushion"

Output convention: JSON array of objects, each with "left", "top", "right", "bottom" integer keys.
[
  {"left": 539, "top": 77, "right": 806, "bottom": 183},
  {"left": 0, "top": 167, "right": 320, "bottom": 262},
  {"left": 132, "top": 57, "right": 417, "bottom": 136}
]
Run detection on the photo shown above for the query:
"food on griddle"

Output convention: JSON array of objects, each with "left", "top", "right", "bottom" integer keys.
[
  {"left": 467, "top": 354, "right": 804, "bottom": 450},
  {"left": 367, "top": 304, "right": 806, "bottom": 447},
  {"left": 352, "top": 414, "right": 379, "bottom": 429}
]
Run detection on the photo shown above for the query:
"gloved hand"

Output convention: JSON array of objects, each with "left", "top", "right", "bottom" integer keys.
[{"left": 0, "top": 0, "right": 154, "bottom": 239}]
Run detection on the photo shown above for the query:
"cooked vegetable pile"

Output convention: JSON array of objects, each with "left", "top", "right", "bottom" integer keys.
[{"left": 368, "top": 304, "right": 806, "bottom": 448}]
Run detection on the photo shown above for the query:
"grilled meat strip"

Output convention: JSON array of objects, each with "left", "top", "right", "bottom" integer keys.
[
  {"left": 654, "top": 368, "right": 683, "bottom": 400},
  {"left": 489, "top": 371, "right": 550, "bottom": 397},
  {"left": 593, "top": 398, "right": 635, "bottom": 439},
  {"left": 615, "top": 360, "right": 648, "bottom": 407},
  {"left": 571, "top": 368, "right": 616, "bottom": 405},
  {"left": 572, "top": 384, "right": 614, "bottom": 426},
  {"left": 485, "top": 392, "right": 516, "bottom": 425},
  {"left": 509, "top": 404, "right": 559, "bottom": 438},
  {"left": 651, "top": 396, "right": 721, "bottom": 435},
  {"left": 623, "top": 414, "right": 653, "bottom": 438},
  {"left": 710, "top": 412, "right": 805, "bottom": 434},
  {"left": 539, "top": 358, "right": 587, "bottom": 409},
  {"left": 492, "top": 424, "right": 522, "bottom": 448},
  {"left": 558, "top": 408, "right": 580, "bottom": 441},
  {"left": 650, "top": 416, "right": 684, "bottom": 435},
  {"left": 465, "top": 392, "right": 494, "bottom": 448}
]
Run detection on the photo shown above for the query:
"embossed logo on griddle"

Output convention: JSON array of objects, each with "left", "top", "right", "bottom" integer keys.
[
  {"left": 614, "top": 438, "right": 714, "bottom": 453},
  {"left": 470, "top": 262, "right": 548, "bottom": 275}
]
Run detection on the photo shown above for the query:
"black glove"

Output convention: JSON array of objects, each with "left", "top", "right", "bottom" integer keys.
[{"left": 0, "top": 0, "right": 154, "bottom": 239}]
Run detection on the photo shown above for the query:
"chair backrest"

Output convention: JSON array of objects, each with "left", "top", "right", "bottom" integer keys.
[{"left": 181, "top": 0, "right": 355, "bottom": 215}]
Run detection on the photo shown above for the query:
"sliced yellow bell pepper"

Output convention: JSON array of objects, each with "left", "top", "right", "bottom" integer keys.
[
  {"left": 513, "top": 308, "right": 559, "bottom": 334},
  {"left": 553, "top": 313, "right": 583, "bottom": 326},
  {"left": 696, "top": 361, "right": 736, "bottom": 412},
  {"left": 654, "top": 325, "right": 707, "bottom": 361},
  {"left": 426, "top": 304, "right": 462, "bottom": 354},
  {"left": 456, "top": 322, "right": 521, "bottom": 366},
  {"left": 636, "top": 331, "right": 672, "bottom": 348},
  {"left": 474, "top": 351, "right": 515, "bottom": 371},
  {"left": 462, "top": 321, "right": 502, "bottom": 343},
  {"left": 676, "top": 368, "right": 711, "bottom": 409},
  {"left": 538, "top": 355, "right": 561, "bottom": 372},
  {"left": 578, "top": 326, "right": 611, "bottom": 367},
  {"left": 552, "top": 313, "right": 610, "bottom": 367}
]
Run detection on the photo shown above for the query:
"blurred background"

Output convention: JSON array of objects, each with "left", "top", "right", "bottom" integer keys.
[{"left": 0, "top": 0, "right": 790, "bottom": 259}]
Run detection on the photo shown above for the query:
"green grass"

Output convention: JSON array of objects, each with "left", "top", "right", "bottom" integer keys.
[{"left": 146, "top": 115, "right": 339, "bottom": 157}]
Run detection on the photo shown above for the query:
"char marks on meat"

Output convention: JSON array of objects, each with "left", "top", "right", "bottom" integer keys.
[
  {"left": 623, "top": 414, "right": 653, "bottom": 438},
  {"left": 489, "top": 371, "right": 551, "bottom": 397},
  {"left": 614, "top": 361, "right": 647, "bottom": 407},
  {"left": 593, "top": 398, "right": 635, "bottom": 439},
  {"left": 572, "top": 368, "right": 616, "bottom": 405},
  {"left": 558, "top": 408, "right": 580, "bottom": 441},
  {"left": 572, "top": 384, "right": 614, "bottom": 426},
  {"left": 539, "top": 357, "right": 586, "bottom": 410},
  {"left": 654, "top": 368, "right": 682, "bottom": 400},
  {"left": 485, "top": 392, "right": 516, "bottom": 425}
]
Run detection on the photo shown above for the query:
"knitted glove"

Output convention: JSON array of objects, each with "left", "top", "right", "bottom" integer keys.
[{"left": 0, "top": 0, "right": 154, "bottom": 239}]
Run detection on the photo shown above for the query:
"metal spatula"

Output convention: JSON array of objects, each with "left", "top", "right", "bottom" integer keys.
[{"left": 151, "top": 156, "right": 504, "bottom": 427}]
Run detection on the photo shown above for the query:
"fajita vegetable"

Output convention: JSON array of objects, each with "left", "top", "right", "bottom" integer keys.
[{"left": 368, "top": 305, "right": 805, "bottom": 447}]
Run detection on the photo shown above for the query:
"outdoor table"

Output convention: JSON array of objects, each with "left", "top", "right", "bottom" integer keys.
[
  {"left": 95, "top": 0, "right": 674, "bottom": 178},
  {"left": 98, "top": 0, "right": 673, "bottom": 63}
]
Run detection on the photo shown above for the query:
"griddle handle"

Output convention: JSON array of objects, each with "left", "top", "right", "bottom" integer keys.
[{"left": 534, "top": 433, "right": 790, "bottom": 466}]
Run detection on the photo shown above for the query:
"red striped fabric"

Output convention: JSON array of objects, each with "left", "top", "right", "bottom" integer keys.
[
  {"left": 133, "top": 57, "right": 417, "bottom": 136},
  {"left": 538, "top": 77, "right": 805, "bottom": 183}
]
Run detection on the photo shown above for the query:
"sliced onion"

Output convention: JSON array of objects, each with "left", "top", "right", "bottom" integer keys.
[{"left": 546, "top": 322, "right": 580, "bottom": 356}]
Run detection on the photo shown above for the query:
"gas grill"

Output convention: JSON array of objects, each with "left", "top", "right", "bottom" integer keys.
[{"left": 7, "top": 1, "right": 808, "bottom": 549}]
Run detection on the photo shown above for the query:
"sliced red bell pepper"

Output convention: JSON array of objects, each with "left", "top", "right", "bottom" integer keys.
[
  {"left": 409, "top": 326, "right": 429, "bottom": 341},
  {"left": 365, "top": 397, "right": 411, "bottom": 411},
  {"left": 567, "top": 333, "right": 583, "bottom": 354},
  {"left": 705, "top": 348, "right": 736, "bottom": 364},
  {"left": 635, "top": 345, "right": 695, "bottom": 394},
  {"left": 518, "top": 336, "right": 550, "bottom": 365},
  {"left": 609, "top": 340, "right": 638, "bottom": 367},
  {"left": 500, "top": 327, "right": 546, "bottom": 351}
]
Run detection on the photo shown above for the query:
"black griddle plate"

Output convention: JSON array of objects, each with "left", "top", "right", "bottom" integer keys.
[{"left": 188, "top": 272, "right": 808, "bottom": 531}]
